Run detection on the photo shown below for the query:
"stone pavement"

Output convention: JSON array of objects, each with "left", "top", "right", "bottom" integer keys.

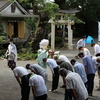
[{"left": 0, "top": 38, "right": 100, "bottom": 100}]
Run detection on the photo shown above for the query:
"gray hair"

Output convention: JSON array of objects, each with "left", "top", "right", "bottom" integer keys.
[
  {"left": 59, "top": 68, "right": 67, "bottom": 77},
  {"left": 56, "top": 59, "right": 63, "bottom": 65},
  {"left": 53, "top": 55, "right": 59, "bottom": 59},
  {"left": 59, "top": 68, "right": 67, "bottom": 72}
]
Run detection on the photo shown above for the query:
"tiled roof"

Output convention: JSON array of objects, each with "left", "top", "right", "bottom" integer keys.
[
  {"left": 0, "top": 1, "right": 11, "bottom": 12},
  {"left": 0, "top": 0, "right": 39, "bottom": 18}
]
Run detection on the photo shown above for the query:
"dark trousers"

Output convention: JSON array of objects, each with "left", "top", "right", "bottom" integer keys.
[
  {"left": 36, "top": 94, "right": 47, "bottom": 100},
  {"left": 52, "top": 67, "right": 59, "bottom": 90},
  {"left": 65, "top": 88, "right": 72, "bottom": 100},
  {"left": 96, "top": 53, "right": 100, "bottom": 57},
  {"left": 21, "top": 75, "right": 30, "bottom": 100},
  {"left": 87, "top": 74, "right": 95, "bottom": 94}
]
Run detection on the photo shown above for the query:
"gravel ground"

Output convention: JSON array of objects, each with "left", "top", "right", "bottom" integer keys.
[
  {"left": 0, "top": 38, "right": 100, "bottom": 100},
  {"left": 0, "top": 58, "right": 100, "bottom": 100}
]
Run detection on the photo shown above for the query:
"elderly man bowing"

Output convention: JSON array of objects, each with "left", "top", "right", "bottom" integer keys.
[
  {"left": 11, "top": 65, "right": 30, "bottom": 100},
  {"left": 43, "top": 58, "right": 59, "bottom": 92},
  {"left": 59, "top": 68, "right": 88, "bottom": 100}
]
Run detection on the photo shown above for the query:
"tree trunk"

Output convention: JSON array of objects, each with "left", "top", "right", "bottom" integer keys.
[
  {"left": 22, "top": 34, "right": 32, "bottom": 47},
  {"left": 31, "top": 26, "right": 46, "bottom": 53},
  {"left": 32, "top": 12, "right": 49, "bottom": 53},
  {"left": 27, "top": 0, "right": 50, "bottom": 52}
]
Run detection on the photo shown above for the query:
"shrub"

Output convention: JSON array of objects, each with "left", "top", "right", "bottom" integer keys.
[
  {"left": 0, "top": 50, "right": 5, "bottom": 56},
  {"left": 55, "top": 37, "right": 64, "bottom": 47},
  {"left": 55, "top": 37, "right": 63, "bottom": 44},
  {"left": 18, "top": 47, "right": 38, "bottom": 60},
  {"left": 0, "top": 50, "right": 6, "bottom": 59}
]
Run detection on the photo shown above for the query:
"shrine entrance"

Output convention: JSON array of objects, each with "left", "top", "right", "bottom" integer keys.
[{"left": 48, "top": 9, "right": 79, "bottom": 51}]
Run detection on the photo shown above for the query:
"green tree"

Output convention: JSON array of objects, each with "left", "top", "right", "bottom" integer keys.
[
  {"left": 55, "top": 0, "right": 100, "bottom": 37},
  {"left": 13, "top": 0, "right": 59, "bottom": 52},
  {"left": 0, "top": 17, "right": 5, "bottom": 36},
  {"left": 0, "top": 17, "right": 7, "bottom": 44},
  {"left": 55, "top": 0, "right": 100, "bottom": 22},
  {"left": 9, "top": 0, "right": 84, "bottom": 51}
]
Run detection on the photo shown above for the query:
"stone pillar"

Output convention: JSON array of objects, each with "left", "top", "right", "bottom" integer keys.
[
  {"left": 67, "top": 23, "right": 72, "bottom": 50},
  {"left": 51, "top": 23, "right": 55, "bottom": 51},
  {"left": 63, "top": 25, "right": 65, "bottom": 38}
]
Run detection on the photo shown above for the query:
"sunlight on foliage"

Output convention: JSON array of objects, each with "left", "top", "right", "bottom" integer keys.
[
  {"left": 64, "top": 14, "right": 85, "bottom": 24},
  {"left": 24, "top": 17, "right": 37, "bottom": 34},
  {"left": 39, "top": 3, "right": 60, "bottom": 19}
]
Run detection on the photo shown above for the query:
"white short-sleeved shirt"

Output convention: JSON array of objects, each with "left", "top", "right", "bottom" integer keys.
[
  {"left": 29, "top": 74, "right": 47, "bottom": 96},
  {"left": 66, "top": 72, "right": 88, "bottom": 100},
  {"left": 84, "top": 48, "right": 91, "bottom": 56},
  {"left": 94, "top": 44, "right": 100, "bottom": 55},
  {"left": 58, "top": 55, "right": 71, "bottom": 64},
  {"left": 13, "top": 66, "right": 29, "bottom": 78},
  {"left": 46, "top": 59, "right": 58, "bottom": 74},
  {"left": 92, "top": 56, "right": 100, "bottom": 70},
  {"left": 79, "top": 48, "right": 91, "bottom": 56},
  {"left": 77, "top": 39, "right": 85, "bottom": 49}
]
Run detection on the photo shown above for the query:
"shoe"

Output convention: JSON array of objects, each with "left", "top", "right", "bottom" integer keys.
[
  {"left": 49, "top": 89, "right": 52, "bottom": 92},
  {"left": 89, "top": 94, "right": 93, "bottom": 96},
  {"left": 49, "top": 89, "right": 57, "bottom": 92},
  {"left": 60, "top": 85, "right": 65, "bottom": 88},
  {"left": 53, "top": 89, "right": 57, "bottom": 92}
]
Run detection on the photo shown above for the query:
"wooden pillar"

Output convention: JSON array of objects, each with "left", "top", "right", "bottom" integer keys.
[
  {"left": 51, "top": 23, "right": 55, "bottom": 51},
  {"left": 68, "top": 22, "right": 72, "bottom": 50}
]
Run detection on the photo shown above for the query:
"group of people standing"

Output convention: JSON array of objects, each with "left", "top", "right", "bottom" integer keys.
[
  {"left": 76, "top": 36, "right": 100, "bottom": 93},
  {"left": 5, "top": 37, "right": 100, "bottom": 100}
]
